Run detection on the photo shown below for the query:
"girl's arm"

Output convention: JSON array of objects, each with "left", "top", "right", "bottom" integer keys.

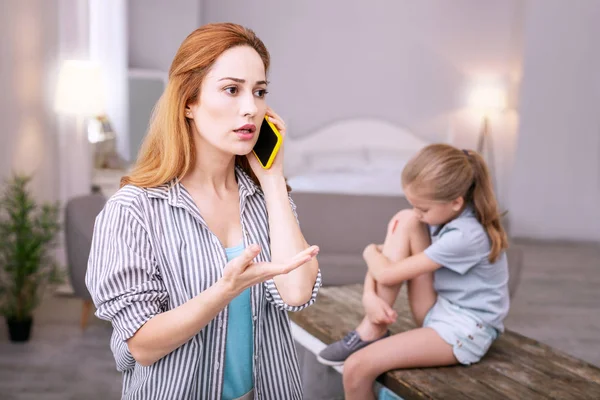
[
  {"left": 363, "top": 271, "right": 377, "bottom": 296},
  {"left": 364, "top": 245, "right": 441, "bottom": 286}
]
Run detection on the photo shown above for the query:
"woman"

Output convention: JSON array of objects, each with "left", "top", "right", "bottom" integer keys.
[{"left": 86, "top": 23, "right": 321, "bottom": 400}]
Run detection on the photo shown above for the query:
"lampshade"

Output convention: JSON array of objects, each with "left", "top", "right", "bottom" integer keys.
[
  {"left": 468, "top": 83, "right": 507, "bottom": 114},
  {"left": 54, "top": 60, "right": 106, "bottom": 116}
]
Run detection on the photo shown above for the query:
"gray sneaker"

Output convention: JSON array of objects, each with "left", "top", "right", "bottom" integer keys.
[{"left": 317, "top": 330, "right": 390, "bottom": 366}]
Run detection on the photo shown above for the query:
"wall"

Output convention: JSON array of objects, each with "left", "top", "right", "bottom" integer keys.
[
  {"left": 509, "top": 0, "right": 600, "bottom": 241},
  {"left": 128, "top": 0, "right": 202, "bottom": 71},
  {"left": 124, "top": 0, "right": 599, "bottom": 241},
  {"left": 201, "top": 0, "right": 524, "bottom": 206},
  {"left": 0, "top": 0, "right": 60, "bottom": 203},
  {"left": 203, "top": 1, "right": 521, "bottom": 137},
  {"left": 126, "top": 0, "right": 202, "bottom": 162}
]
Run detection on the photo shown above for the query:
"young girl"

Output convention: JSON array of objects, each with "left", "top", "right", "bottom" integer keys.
[{"left": 317, "top": 144, "right": 509, "bottom": 400}]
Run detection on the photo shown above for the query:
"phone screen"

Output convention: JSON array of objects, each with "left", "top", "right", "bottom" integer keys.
[{"left": 253, "top": 118, "right": 280, "bottom": 167}]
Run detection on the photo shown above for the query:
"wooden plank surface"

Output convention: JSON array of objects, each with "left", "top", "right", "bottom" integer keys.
[{"left": 289, "top": 284, "right": 600, "bottom": 400}]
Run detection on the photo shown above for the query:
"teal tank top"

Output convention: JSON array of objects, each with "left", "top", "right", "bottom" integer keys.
[{"left": 222, "top": 243, "right": 253, "bottom": 400}]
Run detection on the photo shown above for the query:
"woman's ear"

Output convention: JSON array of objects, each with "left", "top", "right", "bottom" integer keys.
[{"left": 185, "top": 107, "right": 193, "bottom": 119}]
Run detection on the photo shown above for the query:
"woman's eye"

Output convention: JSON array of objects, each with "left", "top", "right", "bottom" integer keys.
[
  {"left": 225, "top": 86, "right": 238, "bottom": 95},
  {"left": 254, "top": 89, "right": 268, "bottom": 98}
]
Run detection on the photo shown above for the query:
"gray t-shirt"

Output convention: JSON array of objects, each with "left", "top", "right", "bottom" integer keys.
[{"left": 423, "top": 205, "right": 509, "bottom": 332}]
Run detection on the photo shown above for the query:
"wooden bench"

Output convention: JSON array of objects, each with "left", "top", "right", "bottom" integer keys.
[{"left": 290, "top": 284, "right": 600, "bottom": 399}]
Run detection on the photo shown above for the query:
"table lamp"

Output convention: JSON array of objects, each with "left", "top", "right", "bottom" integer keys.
[
  {"left": 467, "top": 82, "right": 507, "bottom": 192},
  {"left": 54, "top": 60, "right": 106, "bottom": 195}
]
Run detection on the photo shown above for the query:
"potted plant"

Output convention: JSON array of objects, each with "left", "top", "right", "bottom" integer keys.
[{"left": 0, "top": 174, "right": 63, "bottom": 342}]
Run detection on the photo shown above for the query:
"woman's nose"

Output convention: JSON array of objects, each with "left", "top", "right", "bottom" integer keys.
[{"left": 240, "top": 94, "right": 258, "bottom": 117}]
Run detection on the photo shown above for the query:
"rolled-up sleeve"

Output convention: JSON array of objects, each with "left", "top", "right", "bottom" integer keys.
[
  {"left": 263, "top": 275, "right": 322, "bottom": 312},
  {"left": 85, "top": 200, "right": 168, "bottom": 368},
  {"left": 263, "top": 193, "right": 322, "bottom": 312}
]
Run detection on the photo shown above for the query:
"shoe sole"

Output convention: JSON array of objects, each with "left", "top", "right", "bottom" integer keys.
[{"left": 316, "top": 354, "right": 345, "bottom": 367}]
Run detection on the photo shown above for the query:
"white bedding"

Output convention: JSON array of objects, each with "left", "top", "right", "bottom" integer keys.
[
  {"left": 283, "top": 118, "right": 441, "bottom": 197},
  {"left": 288, "top": 171, "right": 404, "bottom": 197}
]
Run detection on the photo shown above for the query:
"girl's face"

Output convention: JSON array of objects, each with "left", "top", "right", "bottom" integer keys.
[
  {"left": 186, "top": 45, "right": 268, "bottom": 157},
  {"left": 404, "top": 185, "right": 464, "bottom": 226}
]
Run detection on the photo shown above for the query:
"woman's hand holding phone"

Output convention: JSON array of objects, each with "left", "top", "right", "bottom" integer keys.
[{"left": 247, "top": 107, "right": 286, "bottom": 182}]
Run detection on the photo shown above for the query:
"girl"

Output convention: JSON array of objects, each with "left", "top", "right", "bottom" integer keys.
[{"left": 317, "top": 144, "right": 509, "bottom": 400}]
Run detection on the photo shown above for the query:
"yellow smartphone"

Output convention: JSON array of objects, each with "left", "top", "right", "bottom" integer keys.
[{"left": 252, "top": 115, "right": 282, "bottom": 169}]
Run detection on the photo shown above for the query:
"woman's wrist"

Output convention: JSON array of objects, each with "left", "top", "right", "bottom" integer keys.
[
  {"left": 215, "top": 276, "right": 240, "bottom": 301},
  {"left": 259, "top": 174, "right": 287, "bottom": 195}
]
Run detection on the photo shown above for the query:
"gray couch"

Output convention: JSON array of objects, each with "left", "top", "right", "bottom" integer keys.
[
  {"left": 64, "top": 193, "right": 107, "bottom": 330},
  {"left": 289, "top": 191, "right": 523, "bottom": 400}
]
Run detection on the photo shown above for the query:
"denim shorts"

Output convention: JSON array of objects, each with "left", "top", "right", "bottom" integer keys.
[{"left": 423, "top": 296, "right": 499, "bottom": 365}]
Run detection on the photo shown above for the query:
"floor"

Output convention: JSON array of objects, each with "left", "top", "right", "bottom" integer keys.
[
  {"left": 0, "top": 240, "right": 598, "bottom": 399},
  {"left": 504, "top": 239, "right": 600, "bottom": 364}
]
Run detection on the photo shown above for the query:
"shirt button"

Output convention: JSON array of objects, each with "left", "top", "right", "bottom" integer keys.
[
  {"left": 253, "top": 315, "right": 258, "bottom": 321},
  {"left": 215, "top": 361, "right": 220, "bottom": 368}
]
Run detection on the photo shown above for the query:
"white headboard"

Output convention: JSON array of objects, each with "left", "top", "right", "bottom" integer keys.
[{"left": 284, "top": 118, "right": 432, "bottom": 177}]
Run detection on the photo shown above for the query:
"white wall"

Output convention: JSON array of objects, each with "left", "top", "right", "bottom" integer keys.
[
  {"left": 203, "top": 0, "right": 522, "bottom": 139},
  {"left": 202, "top": 0, "right": 524, "bottom": 207},
  {"left": 128, "top": 0, "right": 202, "bottom": 71},
  {"left": 0, "top": 0, "right": 60, "bottom": 204},
  {"left": 509, "top": 0, "right": 600, "bottom": 241},
  {"left": 126, "top": 0, "right": 202, "bottom": 162},
  {"left": 122, "top": 0, "right": 598, "bottom": 242}
]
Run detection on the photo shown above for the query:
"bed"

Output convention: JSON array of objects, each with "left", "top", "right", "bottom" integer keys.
[
  {"left": 284, "top": 118, "right": 433, "bottom": 196},
  {"left": 282, "top": 118, "right": 438, "bottom": 286}
]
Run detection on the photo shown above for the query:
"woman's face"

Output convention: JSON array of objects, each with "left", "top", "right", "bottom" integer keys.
[{"left": 187, "top": 45, "right": 268, "bottom": 157}]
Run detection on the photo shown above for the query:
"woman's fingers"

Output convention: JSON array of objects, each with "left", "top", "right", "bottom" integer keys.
[
  {"left": 230, "top": 244, "right": 261, "bottom": 272},
  {"left": 250, "top": 246, "right": 319, "bottom": 279},
  {"left": 265, "top": 107, "right": 286, "bottom": 135}
]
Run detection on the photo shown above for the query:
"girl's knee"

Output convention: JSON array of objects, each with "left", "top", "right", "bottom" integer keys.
[
  {"left": 343, "top": 352, "right": 374, "bottom": 389},
  {"left": 389, "top": 209, "right": 424, "bottom": 235}
]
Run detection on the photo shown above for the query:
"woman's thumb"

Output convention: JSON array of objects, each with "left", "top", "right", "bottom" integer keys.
[{"left": 236, "top": 244, "right": 261, "bottom": 267}]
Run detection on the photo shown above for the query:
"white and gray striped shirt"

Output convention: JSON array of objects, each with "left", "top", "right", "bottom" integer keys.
[{"left": 86, "top": 167, "right": 322, "bottom": 400}]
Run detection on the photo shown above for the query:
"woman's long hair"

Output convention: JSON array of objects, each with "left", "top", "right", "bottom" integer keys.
[{"left": 121, "top": 23, "right": 270, "bottom": 189}]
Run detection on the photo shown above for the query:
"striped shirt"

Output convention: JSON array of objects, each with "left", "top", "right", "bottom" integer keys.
[{"left": 85, "top": 166, "right": 322, "bottom": 400}]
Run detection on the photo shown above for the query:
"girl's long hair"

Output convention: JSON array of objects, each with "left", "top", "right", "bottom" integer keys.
[{"left": 402, "top": 144, "right": 508, "bottom": 262}]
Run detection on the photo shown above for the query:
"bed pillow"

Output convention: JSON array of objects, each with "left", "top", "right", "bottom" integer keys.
[
  {"left": 365, "top": 149, "right": 414, "bottom": 173},
  {"left": 305, "top": 149, "right": 368, "bottom": 173}
]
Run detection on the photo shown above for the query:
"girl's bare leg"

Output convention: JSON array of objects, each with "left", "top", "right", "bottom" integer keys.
[
  {"left": 346, "top": 210, "right": 450, "bottom": 399},
  {"left": 343, "top": 327, "right": 457, "bottom": 400},
  {"left": 356, "top": 209, "right": 434, "bottom": 340}
]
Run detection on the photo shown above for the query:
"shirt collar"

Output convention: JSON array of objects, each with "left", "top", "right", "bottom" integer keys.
[
  {"left": 460, "top": 203, "right": 476, "bottom": 218},
  {"left": 144, "top": 165, "right": 260, "bottom": 207},
  {"left": 430, "top": 203, "right": 475, "bottom": 237}
]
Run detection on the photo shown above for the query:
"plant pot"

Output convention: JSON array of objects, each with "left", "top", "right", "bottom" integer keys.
[{"left": 6, "top": 317, "right": 33, "bottom": 342}]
